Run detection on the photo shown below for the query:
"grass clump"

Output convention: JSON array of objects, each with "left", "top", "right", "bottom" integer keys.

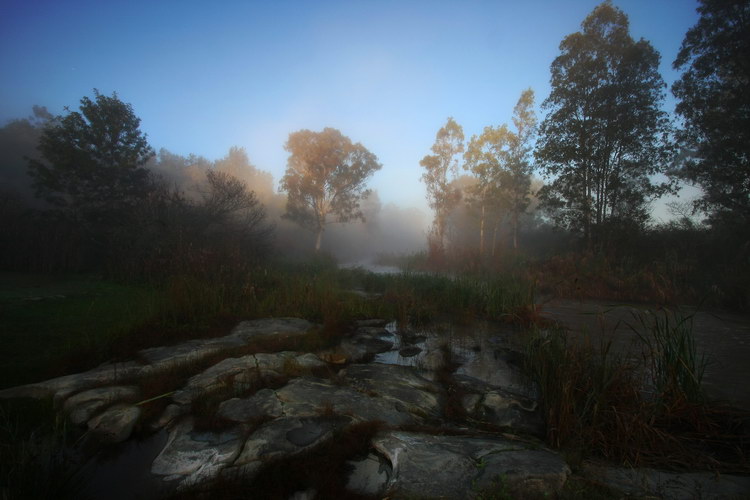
[{"left": 524, "top": 310, "right": 749, "bottom": 471}]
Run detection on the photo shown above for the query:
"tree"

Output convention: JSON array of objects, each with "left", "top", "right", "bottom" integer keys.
[
  {"left": 420, "top": 117, "right": 464, "bottom": 253},
  {"left": 280, "top": 128, "right": 381, "bottom": 251},
  {"left": 464, "top": 89, "right": 536, "bottom": 253},
  {"left": 672, "top": 0, "right": 750, "bottom": 219},
  {"left": 214, "top": 146, "right": 275, "bottom": 202},
  {"left": 535, "top": 2, "right": 672, "bottom": 251},
  {"left": 27, "top": 90, "right": 154, "bottom": 224}
]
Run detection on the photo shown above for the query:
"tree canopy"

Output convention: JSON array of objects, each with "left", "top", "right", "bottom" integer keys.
[
  {"left": 535, "top": 1, "right": 672, "bottom": 250},
  {"left": 420, "top": 117, "right": 465, "bottom": 253},
  {"left": 672, "top": 0, "right": 750, "bottom": 220},
  {"left": 27, "top": 90, "right": 154, "bottom": 223},
  {"left": 280, "top": 127, "right": 381, "bottom": 251}
]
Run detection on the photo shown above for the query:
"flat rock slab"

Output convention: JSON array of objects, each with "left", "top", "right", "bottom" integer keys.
[
  {"left": 345, "top": 452, "right": 392, "bottom": 497},
  {"left": 64, "top": 385, "right": 141, "bottom": 426},
  {"left": 88, "top": 404, "right": 142, "bottom": 444},
  {"left": 229, "top": 318, "right": 316, "bottom": 343},
  {"left": 171, "top": 352, "right": 325, "bottom": 405},
  {"left": 151, "top": 417, "right": 245, "bottom": 490},
  {"left": 274, "top": 377, "right": 420, "bottom": 425},
  {"left": 584, "top": 465, "right": 750, "bottom": 500},
  {"left": 218, "top": 388, "right": 284, "bottom": 422},
  {"left": 341, "top": 363, "right": 443, "bottom": 420},
  {"left": 373, "top": 431, "right": 569, "bottom": 499},
  {"left": 228, "top": 416, "right": 351, "bottom": 479}
]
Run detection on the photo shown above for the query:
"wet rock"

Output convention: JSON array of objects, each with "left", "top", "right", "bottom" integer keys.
[
  {"left": 230, "top": 416, "right": 350, "bottom": 474},
  {"left": 88, "top": 404, "right": 142, "bottom": 444},
  {"left": 172, "top": 352, "right": 324, "bottom": 405},
  {"left": 150, "top": 403, "right": 186, "bottom": 431},
  {"left": 341, "top": 364, "right": 443, "bottom": 420},
  {"left": 455, "top": 346, "right": 534, "bottom": 398},
  {"left": 354, "top": 319, "right": 389, "bottom": 328},
  {"left": 64, "top": 385, "right": 141, "bottom": 426},
  {"left": 274, "top": 377, "right": 418, "bottom": 425},
  {"left": 218, "top": 388, "right": 284, "bottom": 422},
  {"left": 398, "top": 346, "right": 422, "bottom": 357},
  {"left": 583, "top": 464, "right": 750, "bottom": 500},
  {"left": 151, "top": 417, "right": 245, "bottom": 489},
  {"left": 373, "top": 431, "right": 569, "bottom": 499},
  {"left": 338, "top": 328, "right": 393, "bottom": 363},
  {"left": 454, "top": 375, "right": 544, "bottom": 436},
  {"left": 345, "top": 452, "right": 392, "bottom": 497},
  {"left": 0, "top": 361, "right": 147, "bottom": 402}
]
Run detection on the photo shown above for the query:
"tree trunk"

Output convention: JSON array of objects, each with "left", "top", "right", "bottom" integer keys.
[
  {"left": 479, "top": 203, "right": 485, "bottom": 257},
  {"left": 315, "top": 226, "right": 323, "bottom": 252}
]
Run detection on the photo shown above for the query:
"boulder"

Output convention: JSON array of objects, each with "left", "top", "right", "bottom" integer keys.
[
  {"left": 87, "top": 404, "right": 142, "bottom": 444},
  {"left": 345, "top": 452, "right": 392, "bottom": 497},
  {"left": 372, "top": 431, "right": 569, "bottom": 499},
  {"left": 218, "top": 388, "right": 284, "bottom": 422},
  {"left": 151, "top": 417, "right": 245, "bottom": 489},
  {"left": 63, "top": 385, "right": 141, "bottom": 426}
]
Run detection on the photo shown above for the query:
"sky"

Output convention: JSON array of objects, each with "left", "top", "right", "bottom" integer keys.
[{"left": 0, "top": 0, "right": 700, "bottom": 220}]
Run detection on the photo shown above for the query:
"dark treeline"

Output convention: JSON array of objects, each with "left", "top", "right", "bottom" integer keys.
[{"left": 0, "top": 0, "right": 748, "bottom": 309}]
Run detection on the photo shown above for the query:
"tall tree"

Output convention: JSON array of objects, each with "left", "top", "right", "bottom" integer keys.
[
  {"left": 672, "top": 0, "right": 750, "bottom": 219},
  {"left": 465, "top": 89, "right": 537, "bottom": 253},
  {"left": 535, "top": 2, "right": 672, "bottom": 250},
  {"left": 420, "top": 117, "right": 464, "bottom": 253},
  {"left": 280, "top": 128, "right": 381, "bottom": 251},
  {"left": 27, "top": 90, "right": 154, "bottom": 224}
]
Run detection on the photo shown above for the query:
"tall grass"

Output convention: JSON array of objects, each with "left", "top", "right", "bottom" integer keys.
[{"left": 524, "top": 310, "right": 748, "bottom": 470}]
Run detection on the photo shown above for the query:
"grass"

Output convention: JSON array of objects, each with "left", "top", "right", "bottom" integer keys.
[{"left": 523, "top": 310, "right": 749, "bottom": 472}]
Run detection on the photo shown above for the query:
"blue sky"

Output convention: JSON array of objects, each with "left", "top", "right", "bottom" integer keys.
[{"left": 0, "top": 0, "right": 700, "bottom": 218}]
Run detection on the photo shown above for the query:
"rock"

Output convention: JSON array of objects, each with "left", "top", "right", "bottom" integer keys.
[
  {"left": 454, "top": 375, "right": 544, "bottom": 436},
  {"left": 338, "top": 328, "right": 394, "bottom": 362},
  {"left": 149, "top": 403, "right": 186, "bottom": 431},
  {"left": 88, "top": 404, "right": 142, "bottom": 444},
  {"left": 231, "top": 416, "right": 351, "bottom": 472},
  {"left": 151, "top": 417, "right": 245, "bottom": 489},
  {"left": 63, "top": 385, "right": 141, "bottom": 426},
  {"left": 341, "top": 364, "right": 443, "bottom": 421},
  {"left": 345, "top": 452, "right": 392, "bottom": 497},
  {"left": 171, "top": 352, "right": 324, "bottom": 405},
  {"left": 0, "top": 361, "right": 147, "bottom": 402},
  {"left": 583, "top": 464, "right": 750, "bottom": 500},
  {"left": 456, "top": 347, "right": 535, "bottom": 398},
  {"left": 218, "top": 388, "right": 284, "bottom": 422},
  {"left": 354, "top": 319, "right": 389, "bottom": 328},
  {"left": 373, "top": 431, "right": 569, "bottom": 499},
  {"left": 274, "top": 377, "right": 418, "bottom": 425},
  {"left": 398, "top": 346, "right": 422, "bottom": 357}
]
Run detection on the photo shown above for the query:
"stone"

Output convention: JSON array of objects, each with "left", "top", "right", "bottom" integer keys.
[
  {"left": 454, "top": 375, "right": 544, "bottom": 436},
  {"left": 63, "top": 385, "right": 141, "bottom": 426},
  {"left": 233, "top": 416, "right": 351, "bottom": 469},
  {"left": 372, "top": 431, "right": 569, "bottom": 499},
  {"left": 218, "top": 388, "right": 284, "bottom": 422},
  {"left": 398, "top": 346, "right": 422, "bottom": 357},
  {"left": 345, "top": 452, "right": 392, "bottom": 497},
  {"left": 228, "top": 318, "right": 316, "bottom": 343},
  {"left": 151, "top": 417, "right": 245, "bottom": 489},
  {"left": 88, "top": 404, "right": 142, "bottom": 444},
  {"left": 341, "top": 363, "right": 443, "bottom": 420},
  {"left": 273, "top": 376, "right": 419, "bottom": 425}
]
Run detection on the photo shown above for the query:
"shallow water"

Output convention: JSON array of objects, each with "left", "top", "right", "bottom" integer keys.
[{"left": 540, "top": 299, "right": 750, "bottom": 410}]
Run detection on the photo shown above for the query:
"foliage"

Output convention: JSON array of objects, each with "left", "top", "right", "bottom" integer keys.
[
  {"left": 280, "top": 128, "right": 382, "bottom": 251},
  {"left": 464, "top": 89, "right": 536, "bottom": 253},
  {"left": 535, "top": 2, "right": 673, "bottom": 251},
  {"left": 672, "top": 0, "right": 750, "bottom": 220},
  {"left": 420, "top": 117, "right": 465, "bottom": 256},
  {"left": 27, "top": 90, "right": 155, "bottom": 224}
]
